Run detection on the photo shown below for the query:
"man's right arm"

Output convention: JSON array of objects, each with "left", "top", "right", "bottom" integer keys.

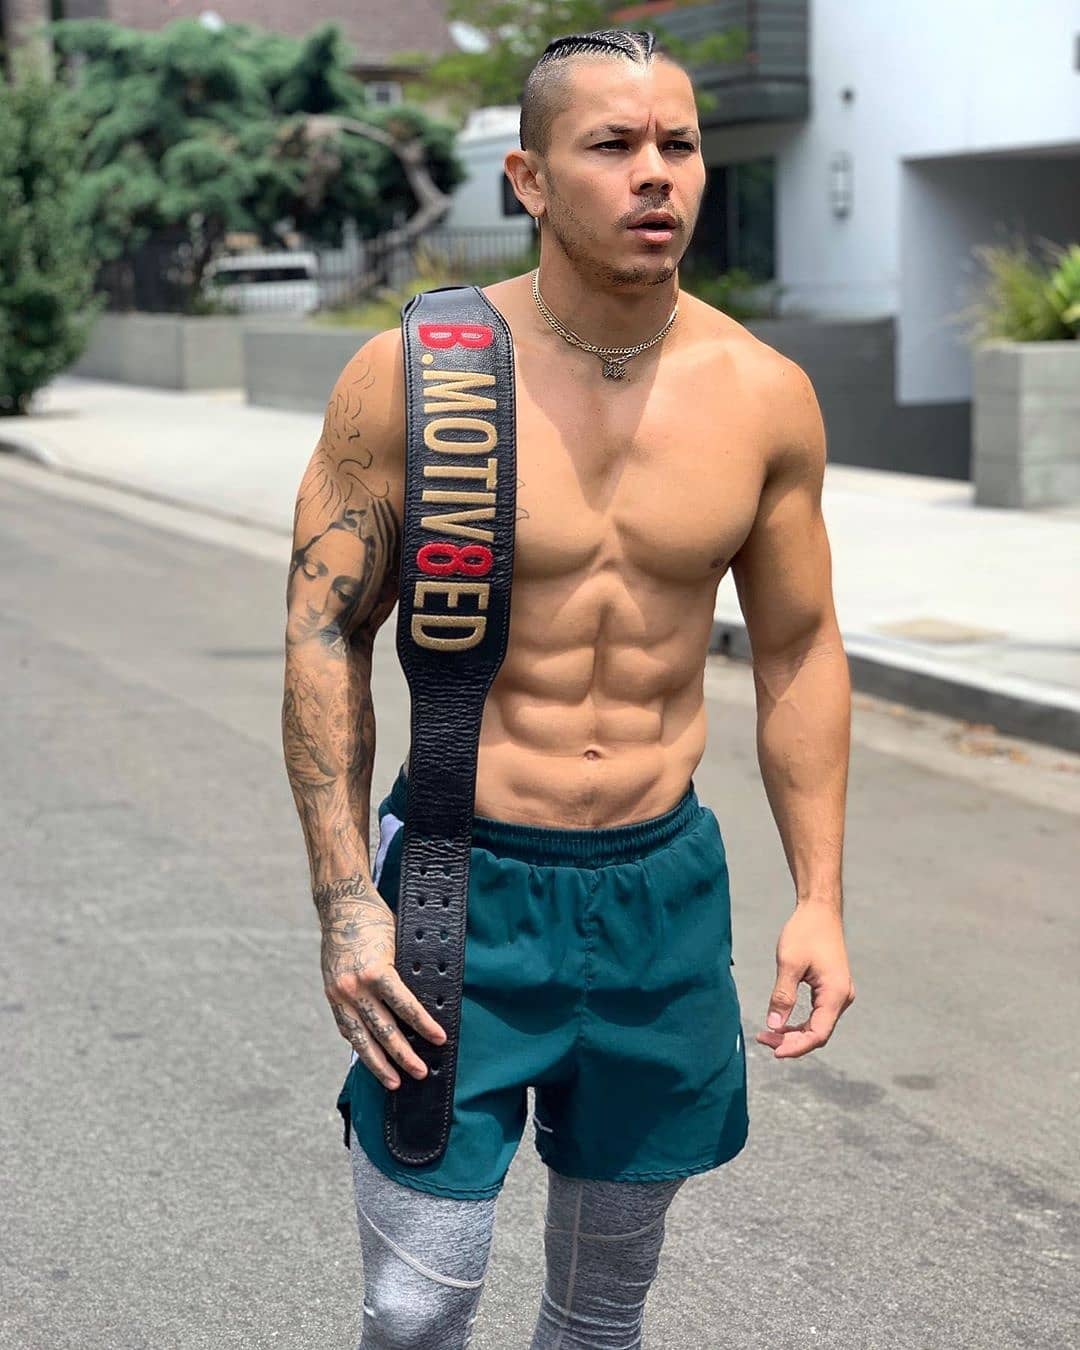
[{"left": 282, "top": 329, "right": 446, "bottom": 1090}]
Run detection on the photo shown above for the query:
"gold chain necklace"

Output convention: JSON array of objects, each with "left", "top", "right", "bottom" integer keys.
[{"left": 531, "top": 268, "right": 678, "bottom": 380}]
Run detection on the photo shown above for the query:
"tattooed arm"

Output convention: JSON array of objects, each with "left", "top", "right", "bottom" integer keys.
[{"left": 282, "top": 331, "right": 446, "bottom": 1091}]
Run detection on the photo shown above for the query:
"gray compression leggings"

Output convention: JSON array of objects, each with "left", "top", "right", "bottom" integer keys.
[{"left": 350, "top": 1131, "right": 687, "bottom": 1349}]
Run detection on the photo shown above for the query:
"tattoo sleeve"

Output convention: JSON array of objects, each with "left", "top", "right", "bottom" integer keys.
[{"left": 281, "top": 359, "right": 402, "bottom": 905}]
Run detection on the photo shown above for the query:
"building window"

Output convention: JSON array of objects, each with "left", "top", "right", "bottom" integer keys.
[
  {"left": 690, "top": 157, "right": 776, "bottom": 281},
  {"left": 501, "top": 176, "right": 528, "bottom": 217},
  {"left": 368, "top": 81, "right": 402, "bottom": 106}
]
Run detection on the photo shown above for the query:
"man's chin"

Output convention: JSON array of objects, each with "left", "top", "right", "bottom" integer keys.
[
  {"left": 607, "top": 255, "right": 679, "bottom": 288},
  {"left": 618, "top": 234, "right": 689, "bottom": 279},
  {"left": 544, "top": 221, "right": 683, "bottom": 289}
]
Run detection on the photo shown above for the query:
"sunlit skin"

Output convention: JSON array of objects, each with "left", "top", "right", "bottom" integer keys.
[{"left": 282, "top": 54, "right": 854, "bottom": 1087}]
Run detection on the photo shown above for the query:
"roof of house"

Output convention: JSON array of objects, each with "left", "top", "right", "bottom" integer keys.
[{"left": 103, "top": 1, "right": 457, "bottom": 69}]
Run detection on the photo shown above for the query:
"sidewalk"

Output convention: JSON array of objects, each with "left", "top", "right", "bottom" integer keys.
[{"left": 3, "top": 375, "right": 1079, "bottom": 750}]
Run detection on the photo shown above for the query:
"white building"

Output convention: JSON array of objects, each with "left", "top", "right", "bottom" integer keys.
[
  {"left": 446, "top": 0, "right": 1080, "bottom": 475},
  {"left": 692, "top": 0, "right": 1080, "bottom": 407},
  {"left": 443, "top": 106, "right": 535, "bottom": 236}
]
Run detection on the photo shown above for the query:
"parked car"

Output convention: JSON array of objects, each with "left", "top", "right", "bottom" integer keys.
[{"left": 202, "top": 251, "right": 321, "bottom": 314}]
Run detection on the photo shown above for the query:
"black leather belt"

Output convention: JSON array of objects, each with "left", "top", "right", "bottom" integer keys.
[{"left": 386, "top": 285, "right": 517, "bottom": 1166}]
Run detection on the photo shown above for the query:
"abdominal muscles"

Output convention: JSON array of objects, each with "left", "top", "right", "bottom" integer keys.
[{"left": 475, "top": 565, "right": 716, "bottom": 829}]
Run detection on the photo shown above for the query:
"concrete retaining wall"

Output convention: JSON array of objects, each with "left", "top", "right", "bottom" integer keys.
[
  {"left": 244, "top": 325, "right": 382, "bottom": 413},
  {"left": 243, "top": 315, "right": 971, "bottom": 479},
  {"left": 747, "top": 317, "right": 971, "bottom": 479},
  {"left": 973, "top": 342, "right": 1080, "bottom": 508},
  {"left": 70, "top": 313, "right": 302, "bottom": 390}
]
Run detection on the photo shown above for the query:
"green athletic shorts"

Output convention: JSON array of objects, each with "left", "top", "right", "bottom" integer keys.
[{"left": 336, "top": 770, "right": 749, "bottom": 1200}]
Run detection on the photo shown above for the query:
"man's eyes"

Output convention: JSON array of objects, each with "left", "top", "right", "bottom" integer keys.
[{"left": 593, "top": 140, "right": 696, "bottom": 152}]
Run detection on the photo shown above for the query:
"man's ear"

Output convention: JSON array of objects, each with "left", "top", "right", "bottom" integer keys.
[{"left": 503, "top": 149, "right": 546, "bottom": 220}]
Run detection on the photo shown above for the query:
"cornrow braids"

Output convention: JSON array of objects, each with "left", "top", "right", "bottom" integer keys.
[
  {"left": 518, "top": 27, "right": 669, "bottom": 155},
  {"left": 539, "top": 28, "right": 656, "bottom": 65}
]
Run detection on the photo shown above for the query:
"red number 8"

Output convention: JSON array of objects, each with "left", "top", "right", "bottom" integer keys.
[{"left": 416, "top": 542, "right": 493, "bottom": 577}]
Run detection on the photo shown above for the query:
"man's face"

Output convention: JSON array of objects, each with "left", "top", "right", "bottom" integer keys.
[{"left": 538, "top": 57, "right": 705, "bottom": 288}]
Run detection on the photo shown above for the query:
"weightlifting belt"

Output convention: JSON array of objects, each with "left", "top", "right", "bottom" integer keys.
[{"left": 386, "top": 285, "right": 517, "bottom": 1167}]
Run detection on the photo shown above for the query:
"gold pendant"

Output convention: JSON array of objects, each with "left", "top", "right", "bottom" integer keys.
[{"left": 602, "top": 359, "right": 628, "bottom": 380}]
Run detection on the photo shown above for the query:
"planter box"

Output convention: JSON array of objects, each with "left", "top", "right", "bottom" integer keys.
[
  {"left": 70, "top": 312, "right": 302, "bottom": 390},
  {"left": 243, "top": 324, "right": 382, "bottom": 413},
  {"left": 973, "top": 341, "right": 1080, "bottom": 508}
]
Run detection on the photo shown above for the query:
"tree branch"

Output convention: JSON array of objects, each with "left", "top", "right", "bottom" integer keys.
[{"left": 300, "top": 114, "right": 453, "bottom": 297}]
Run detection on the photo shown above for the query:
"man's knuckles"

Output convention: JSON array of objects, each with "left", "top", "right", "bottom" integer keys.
[{"left": 326, "top": 962, "right": 394, "bottom": 999}]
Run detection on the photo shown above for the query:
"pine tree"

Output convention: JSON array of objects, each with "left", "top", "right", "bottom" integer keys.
[
  {"left": 48, "top": 18, "right": 464, "bottom": 307},
  {"left": 0, "top": 62, "right": 100, "bottom": 415}
]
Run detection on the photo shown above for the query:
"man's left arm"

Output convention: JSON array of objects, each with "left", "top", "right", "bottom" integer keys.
[{"left": 730, "top": 355, "right": 856, "bottom": 1059}]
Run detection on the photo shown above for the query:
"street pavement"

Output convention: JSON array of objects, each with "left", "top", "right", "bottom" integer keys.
[
  {"left": 1, "top": 453, "right": 1078, "bottom": 1349},
  {"left": 2, "top": 375, "right": 1079, "bottom": 751}
]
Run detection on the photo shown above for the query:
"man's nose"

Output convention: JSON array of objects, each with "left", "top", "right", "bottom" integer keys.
[{"left": 630, "top": 143, "right": 674, "bottom": 196}]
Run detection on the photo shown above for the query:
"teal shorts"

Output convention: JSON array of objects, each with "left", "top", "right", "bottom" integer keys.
[{"left": 336, "top": 771, "right": 749, "bottom": 1200}]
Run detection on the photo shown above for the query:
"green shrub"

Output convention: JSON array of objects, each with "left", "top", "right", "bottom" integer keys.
[
  {"left": 680, "top": 266, "right": 780, "bottom": 321},
  {"left": 0, "top": 66, "right": 101, "bottom": 414},
  {"left": 967, "top": 240, "right": 1079, "bottom": 343},
  {"left": 49, "top": 18, "right": 464, "bottom": 313},
  {"left": 1047, "top": 243, "right": 1080, "bottom": 335}
]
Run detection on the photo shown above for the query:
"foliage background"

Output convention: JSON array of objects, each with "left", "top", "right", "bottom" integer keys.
[
  {"left": 0, "top": 61, "right": 100, "bottom": 414},
  {"left": 401, "top": 0, "right": 746, "bottom": 118},
  {"left": 48, "top": 18, "right": 465, "bottom": 303},
  {"left": 965, "top": 240, "right": 1080, "bottom": 344}
]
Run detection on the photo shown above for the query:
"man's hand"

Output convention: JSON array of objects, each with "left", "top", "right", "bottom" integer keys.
[
  {"left": 755, "top": 903, "right": 855, "bottom": 1058},
  {"left": 314, "top": 873, "right": 448, "bottom": 1090}
]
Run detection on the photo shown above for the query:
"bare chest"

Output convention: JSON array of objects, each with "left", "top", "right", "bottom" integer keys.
[{"left": 512, "top": 361, "right": 765, "bottom": 585}]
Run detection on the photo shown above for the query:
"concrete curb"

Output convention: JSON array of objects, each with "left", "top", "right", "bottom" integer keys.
[
  {"left": 0, "top": 429, "right": 61, "bottom": 469},
  {"left": 711, "top": 620, "right": 1080, "bottom": 755},
  {"left": 0, "top": 432, "right": 291, "bottom": 538}
]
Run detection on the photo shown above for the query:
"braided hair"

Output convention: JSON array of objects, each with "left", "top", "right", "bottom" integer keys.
[{"left": 519, "top": 28, "right": 667, "bottom": 154}]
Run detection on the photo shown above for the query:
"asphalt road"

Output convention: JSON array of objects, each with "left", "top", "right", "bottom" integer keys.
[{"left": 2, "top": 454, "right": 1077, "bottom": 1350}]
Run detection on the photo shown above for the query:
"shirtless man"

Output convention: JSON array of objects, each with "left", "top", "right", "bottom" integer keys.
[{"left": 283, "top": 28, "right": 854, "bottom": 1350}]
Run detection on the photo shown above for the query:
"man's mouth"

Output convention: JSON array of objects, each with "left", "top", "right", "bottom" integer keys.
[{"left": 627, "top": 213, "right": 678, "bottom": 242}]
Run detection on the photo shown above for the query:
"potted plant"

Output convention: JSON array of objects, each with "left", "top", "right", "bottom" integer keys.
[{"left": 966, "top": 240, "right": 1080, "bottom": 508}]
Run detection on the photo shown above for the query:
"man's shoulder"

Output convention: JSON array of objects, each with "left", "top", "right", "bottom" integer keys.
[
  {"left": 681, "top": 294, "right": 823, "bottom": 459},
  {"left": 683, "top": 297, "right": 820, "bottom": 440},
  {"left": 333, "top": 324, "right": 403, "bottom": 393},
  {"left": 320, "top": 326, "right": 406, "bottom": 475},
  {"left": 680, "top": 293, "right": 812, "bottom": 393}
]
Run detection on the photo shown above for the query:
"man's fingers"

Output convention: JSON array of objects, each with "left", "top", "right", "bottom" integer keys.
[
  {"left": 768, "top": 1004, "right": 840, "bottom": 1058},
  {"left": 756, "top": 992, "right": 848, "bottom": 1057},
  {"left": 765, "top": 973, "right": 800, "bottom": 1030},
  {"left": 804, "top": 995, "right": 847, "bottom": 1044},
  {"left": 325, "top": 956, "right": 448, "bottom": 1089},
  {"left": 354, "top": 988, "right": 431, "bottom": 1080},
  {"left": 374, "top": 967, "right": 449, "bottom": 1048},
  {"left": 767, "top": 1026, "right": 819, "bottom": 1058},
  {"left": 330, "top": 999, "right": 402, "bottom": 1089}
]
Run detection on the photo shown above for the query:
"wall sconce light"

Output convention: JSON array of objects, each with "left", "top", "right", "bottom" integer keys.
[{"left": 829, "top": 151, "right": 853, "bottom": 218}]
